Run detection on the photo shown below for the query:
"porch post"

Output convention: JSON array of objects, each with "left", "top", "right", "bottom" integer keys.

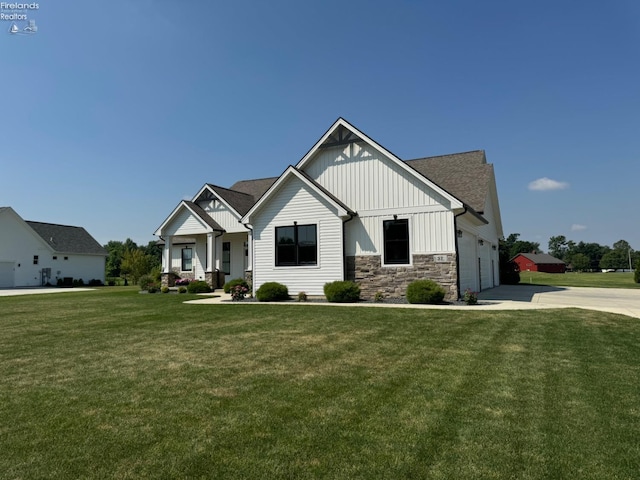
[
  {"left": 163, "top": 236, "right": 172, "bottom": 273},
  {"left": 205, "top": 232, "right": 215, "bottom": 288},
  {"left": 161, "top": 236, "right": 173, "bottom": 287}
]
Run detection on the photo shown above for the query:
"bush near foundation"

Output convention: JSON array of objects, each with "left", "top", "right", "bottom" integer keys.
[
  {"left": 224, "top": 278, "right": 250, "bottom": 294},
  {"left": 187, "top": 280, "right": 212, "bottom": 294},
  {"left": 406, "top": 279, "right": 446, "bottom": 304},
  {"left": 324, "top": 281, "right": 361, "bottom": 303},
  {"left": 256, "top": 282, "right": 289, "bottom": 302}
]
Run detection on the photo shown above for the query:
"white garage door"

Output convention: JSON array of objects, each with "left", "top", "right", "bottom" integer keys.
[
  {"left": 0, "top": 262, "right": 14, "bottom": 288},
  {"left": 458, "top": 234, "right": 478, "bottom": 294}
]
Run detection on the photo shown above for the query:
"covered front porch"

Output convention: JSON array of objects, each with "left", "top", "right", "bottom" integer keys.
[{"left": 160, "top": 232, "right": 250, "bottom": 289}]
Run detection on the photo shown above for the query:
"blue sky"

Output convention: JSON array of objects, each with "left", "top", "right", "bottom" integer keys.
[{"left": 2, "top": 0, "right": 639, "bottom": 251}]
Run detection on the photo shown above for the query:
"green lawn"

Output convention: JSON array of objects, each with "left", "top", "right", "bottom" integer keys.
[
  {"left": 1, "top": 288, "right": 640, "bottom": 479},
  {"left": 519, "top": 270, "right": 640, "bottom": 289}
]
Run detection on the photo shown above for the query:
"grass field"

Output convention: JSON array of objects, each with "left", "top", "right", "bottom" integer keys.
[
  {"left": 1, "top": 288, "right": 640, "bottom": 479},
  {"left": 519, "top": 270, "right": 640, "bottom": 289}
]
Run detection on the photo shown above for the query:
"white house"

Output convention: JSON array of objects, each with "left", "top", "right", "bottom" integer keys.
[
  {"left": 0, "top": 207, "right": 108, "bottom": 288},
  {"left": 155, "top": 118, "right": 503, "bottom": 300}
]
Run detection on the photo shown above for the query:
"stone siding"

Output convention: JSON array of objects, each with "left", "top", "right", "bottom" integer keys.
[
  {"left": 346, "top": 254, "right": 458, "bottom": 301},
  {"left": 244, "top": 270, "right": 253, "bottom": 293}
]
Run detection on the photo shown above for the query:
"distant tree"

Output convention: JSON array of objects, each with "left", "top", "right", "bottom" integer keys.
[
  {"left": 569, "top": 253, "right": 591, "bottom": 272},
  {"left": 635, "top": 259, "right": 640, "bottom": 283},
  {"left": 572, "top": 242, "right": 609, "bottom": 271},
  {"left": 499, "top": 236, "right": 520, "bottom": 284},
  {"left": 501, "top": 233, "right": 541, "bottom": 259},
  {"left": 548, "top": 235, "right": 571, "bottom": 261},
  {"left": 599, "top": 251, "right": 625, "bottom": 270},
  {"left": 120, "top": 249, "right": 153, "bottom": 284},
  {"left": 140, "top": 241, "right": 162, "bottom": 270},
  {"left": 104, "top": 240, "right": 126, "bottom": 278}
]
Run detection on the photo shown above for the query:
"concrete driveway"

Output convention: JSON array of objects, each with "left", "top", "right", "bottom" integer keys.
[
  {"left": 478, "top": 285, "right": 640, "bottom": 319},
  {"left": 0, "top": 287, "right": 95, "bottom": 296}
]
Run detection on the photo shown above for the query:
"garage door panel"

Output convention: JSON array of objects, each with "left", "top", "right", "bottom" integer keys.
[{"left": 0, "top": 262, "right": 14, "bottom": 288}]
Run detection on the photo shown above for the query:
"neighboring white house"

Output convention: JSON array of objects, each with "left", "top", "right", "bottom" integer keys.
[
  {"left": 0, "top": 207, "right": 107, "bottom": 287},
  {"left": 155, "top": 118, "right": 503, "bottom": 300}
]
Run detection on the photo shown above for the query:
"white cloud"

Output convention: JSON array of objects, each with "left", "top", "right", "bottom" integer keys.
[
  {"left": 571, "top": 224, "right": 587, "bottom": 232},
  {"left": 528, "top": 177, "right": 569, "bottom": 191}
]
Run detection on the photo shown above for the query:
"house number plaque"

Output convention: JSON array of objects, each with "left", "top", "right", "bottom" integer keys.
[{"left": 434, "top": 255, "right": 448, "bottom": 263}]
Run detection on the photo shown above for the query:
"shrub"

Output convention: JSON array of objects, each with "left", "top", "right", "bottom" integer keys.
[
  {"left": 374, "top": 291, "right": 384, "bottom": 303},
  {"left": 138, "top": 275, "right": 154, "bottom": 291},
  {"left": 635, "top": 260, "right": 640, "bottom": 284},
  {"left": 88, "top": 279, "right": 103, "bottom": 286},
  {"left": 224, "top": 278, "right": 249, "bottom": 294},
  {"left": 324, "top": 280, "right": 361, "bottom": 303},
  {"left": 297, "top": 291, "right": 308, "bottom": 302},
  {"left": 187, "top": 280, "right": 212, "bottom": 294},
  {"left": 231, "top": 284, "right": 249, "bottom": 301},
  {"left": 463, "top": 288, "right": 478, "bottom": 305},
  {"left": 256, "top": 282, "right": 289, "bottom": 302},
  {"left": 147, "top": 285, "right": 160, "bottom": 294},
  {"left": 178, "top": 286, "right": 187, "bottom": 294},
  {"left": 406, "top": 279, "right": 446, "bottom": 304},
  {"left": 161, "top": 286, "right": 170, "bottom": 294}
]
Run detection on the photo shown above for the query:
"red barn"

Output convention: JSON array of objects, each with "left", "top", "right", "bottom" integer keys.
[{"left": 512, "top": 252, "right": 566, "bottom": 273}]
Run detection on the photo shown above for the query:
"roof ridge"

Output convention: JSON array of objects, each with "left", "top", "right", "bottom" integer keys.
[
  {"left": 26, "top": 220, "right": 85, "bottom": 229},
  {"left": 205, "top": 183, "right": 254, "bottom": 197},
  {"left": 406, "top": 150, "right": 485, "bottom": 162}
]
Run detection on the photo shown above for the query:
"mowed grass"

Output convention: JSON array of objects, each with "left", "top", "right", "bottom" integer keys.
[
  {"left": 1, "top": 289, "right": 640, "bottom": 479},
  {"left": 520, "top": 270, "right": 640, "bottom": 289}
]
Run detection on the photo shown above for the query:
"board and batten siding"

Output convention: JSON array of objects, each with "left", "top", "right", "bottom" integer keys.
[
  {"left": 346, "top": 210, "right": 455, "bottom": 256},
  {"left": 304, "top": 143, "right": 451, "bottom": 212},
  {"left": 305, "top": 143, "right": 456, "bottom": 259},
  {"left": 252, "top": 177, "right": 344, "bottom": 296}
]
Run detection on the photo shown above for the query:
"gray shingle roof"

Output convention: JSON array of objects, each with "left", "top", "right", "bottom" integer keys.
[
  {"left": 25, "top": 221, "right": 107, "bottom": 256},
  {"left": 183, "top": 201, "right": 225, "bottom": 231},
  {"left": 217, "top": 151, "right": 493, "bottom": 220},
  {"left": 515, "top": 253, "right": 566, "bottom": 264},
  {"left": 205, "top": 184, "right": 257, "bottom": 217},
  {"left": 405, "top": 150, "right": 491, "bottom": 213},
  {"left": 229, "top": 177, "right": 278, "bottom": 203}
]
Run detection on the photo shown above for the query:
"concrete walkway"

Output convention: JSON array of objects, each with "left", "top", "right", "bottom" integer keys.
[
  {"left": 3, "top": 285, "right": 638, "bottom": 319},
  {"left": 185, "top": 285, "right": 640, "bottom": 319}
]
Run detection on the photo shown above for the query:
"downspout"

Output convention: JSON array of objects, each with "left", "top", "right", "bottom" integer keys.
[
  {"left": 453, "top": 206, "right": 468, "bottom": 300},
  {"left": 342, "top": 212, "right": 357, "bottom": 281}
]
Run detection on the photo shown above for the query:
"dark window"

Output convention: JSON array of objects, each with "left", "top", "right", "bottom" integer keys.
[
  {"left": 181, "top": 248, "right": 193, "bottom": 271},
  {"left": 383, "top": 219, "right": 409, "bottom": 264},
  {"left": 52, "top": 256, "right": 57, "bottom": 260},
  {"left": 33, "top": 255, "right": 38, "bottom": 265},
  {"left": 276, "top": 224, "right": 317, "bottom": 266},
  {"left": 222, "top": 242, "right": 231, "bottom": 275}
]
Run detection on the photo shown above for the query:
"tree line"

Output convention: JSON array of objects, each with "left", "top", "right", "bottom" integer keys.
[
  {"left": 104, "top": 239, "right": 162, "bottom": 283},
  {"left": 502, "top": 233, "right": 639, "bottom": 273}
]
